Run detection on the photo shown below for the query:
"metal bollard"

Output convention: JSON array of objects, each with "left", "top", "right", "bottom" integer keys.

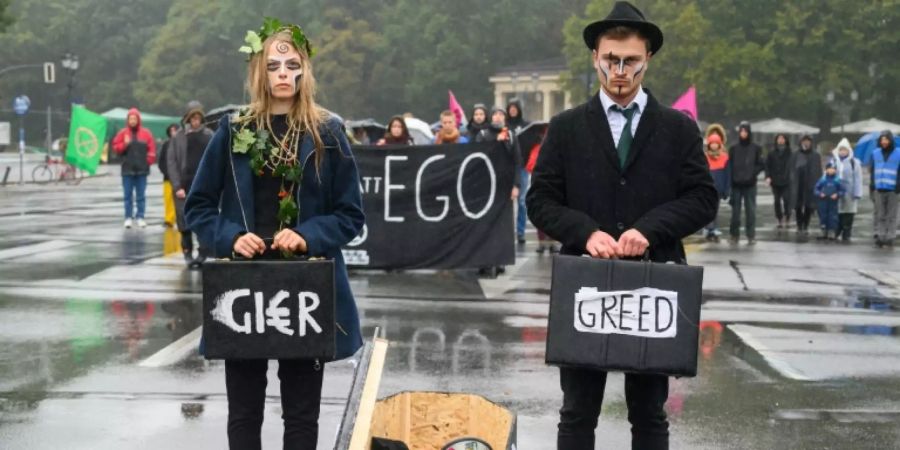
[{"left": 1, "top": 166, "right": 10, "bottom": 186}]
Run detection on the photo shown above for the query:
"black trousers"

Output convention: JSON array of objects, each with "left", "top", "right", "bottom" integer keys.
[
  {"left": 181, "top": 231, "right": 194, "bottom": 252},
  {"left": 796, "top": 203, "right": 815, "bottom": 230},
  {"left": 772, "top": 185, "right": 791, "bottom": 221},
  {"left": 729, "top": 185, "right": 757, "bottom": 239},
  {"left": 836, "top": 213, "right": 855, "bottom": 240},
  {"left": 225, "top": 359, "right": 324, "bottom": 450},
  {"left": 180, "top": 231, "right": 207, "bottom": 257},
  {"left": 558, "top": 367, "right": 669, "bottom": 450}
]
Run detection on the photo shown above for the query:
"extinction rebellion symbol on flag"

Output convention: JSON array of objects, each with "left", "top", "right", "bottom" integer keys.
[{"left": 73, "top": 126, "right": 100, "bottom": 159}]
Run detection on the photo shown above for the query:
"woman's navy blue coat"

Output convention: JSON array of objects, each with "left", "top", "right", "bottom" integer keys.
[{"left": 185, "top": 114, "right": 365, "bottom": 360}]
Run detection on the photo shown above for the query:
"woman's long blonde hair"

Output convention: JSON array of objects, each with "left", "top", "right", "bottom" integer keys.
[{"left": 241, "top": 31, "right": 328, "bottom": 169}]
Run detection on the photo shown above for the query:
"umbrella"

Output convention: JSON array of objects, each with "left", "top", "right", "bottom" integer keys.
[
  {"left": 404, "top": 117, "right": 434, "bottom": 145},
  {"left": 831, "top": 118, "right": 900, "bottom": 134},
  {"left": 516, "top": 121, "right": 549, "bottom": 162},
  {"left": 748, "top": 118, "right": 820, "bottom": 134},
  {"left": 854, "top": 131, "right": 900, "bottom": 165},
  {"left": 204, "top": 104, "right": 244, "bottom": 130},
  {"left": 345, "top": 119, "right": 386, "bottom": 145}
]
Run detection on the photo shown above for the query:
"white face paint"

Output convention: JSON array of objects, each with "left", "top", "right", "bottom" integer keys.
[
  {"left": 593, "top": 35, "right": 650, "bottom": 101},
  {"left": 266, "top": 40, "right": 303, "bottom": 100}
]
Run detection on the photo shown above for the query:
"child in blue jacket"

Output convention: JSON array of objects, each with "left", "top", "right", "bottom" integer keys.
[{"left": 814, "top": 162, "right": 846, "bottom": 240}]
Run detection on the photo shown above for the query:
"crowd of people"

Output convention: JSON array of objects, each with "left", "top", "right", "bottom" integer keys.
[
  {"left": 703, "top": 122, "right": 898, "bottom": 248},
  {"left": 111, "top": 99, "right": 899, "bottom": 273}
]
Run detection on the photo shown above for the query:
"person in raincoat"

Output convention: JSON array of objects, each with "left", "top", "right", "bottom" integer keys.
[
  {"left": 704, "top": 133, "right": 730, "bottom": 242},
  {"left": 830, "top": 138, "right": 863, "bottom": 242},
  {"left": 111, "top": 108, "right": 156, "bottom": 228}
]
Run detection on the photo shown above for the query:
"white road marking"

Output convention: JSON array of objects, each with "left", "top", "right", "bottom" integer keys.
[
  {"left": 728, "top": 324, "right": 813, "bottom": 381},
  {"left": 139, "top": 326, "right": 202, "bottom": 368},
  {"left": 0, "top": 240, "right": 77, "bottom": 260}
]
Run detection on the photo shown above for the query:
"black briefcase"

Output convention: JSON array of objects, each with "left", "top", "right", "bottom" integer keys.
[
  {"left": 546, "top": 254, "right": 703, "bottom": 377},
  {"left": 201, "top": 258, "right": 336, "bottom": 360}
]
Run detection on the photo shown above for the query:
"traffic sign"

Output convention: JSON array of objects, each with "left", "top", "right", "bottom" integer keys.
[
  {"left": 13, "top": 96, "right": 30, "bottom": 116},
  {"left": 44, "top": 62, "right": 55, "bottom": 84}
]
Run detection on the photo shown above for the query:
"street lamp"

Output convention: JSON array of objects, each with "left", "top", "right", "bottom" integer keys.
[
  {"left": 531, "top": 72, "right": 542, "bottom": 102},
  {"left": 825, "top": 90, "right": 859, "bottom": 135},
  {"left": 510, "top": 71, "right": 519, "bottom": 103},
  {"left": 61, "top": 52, "right": 79, "bottom": 109}
]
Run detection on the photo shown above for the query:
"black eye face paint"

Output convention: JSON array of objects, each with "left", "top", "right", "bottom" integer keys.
[
  {"left": 267, "top": 60, "right": 302, "bottom": 72},
  {"left": 598, "top": 52, "right": 613, "bottom": 81}
]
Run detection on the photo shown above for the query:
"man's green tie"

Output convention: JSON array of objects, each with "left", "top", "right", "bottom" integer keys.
[{"left": 615, "top": 105, "right": 637, "bottom": 168}]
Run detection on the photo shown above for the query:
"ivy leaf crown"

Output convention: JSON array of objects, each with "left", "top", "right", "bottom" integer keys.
[{"left": 238, "top": 17, "right": 315, "bottom": 60}]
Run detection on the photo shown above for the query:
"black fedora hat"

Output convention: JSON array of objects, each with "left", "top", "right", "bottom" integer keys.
[{"left": 583, "top": 1, "right": 663, "bottom": 54}]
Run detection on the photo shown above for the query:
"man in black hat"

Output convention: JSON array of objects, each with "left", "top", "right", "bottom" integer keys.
[{"left": 526, "top": 2, "right": 718, "bottom": 449}]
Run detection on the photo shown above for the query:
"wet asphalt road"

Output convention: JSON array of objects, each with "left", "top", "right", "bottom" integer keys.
[{"left": 0, "top": 167, "right": 898, "bottom": 449}]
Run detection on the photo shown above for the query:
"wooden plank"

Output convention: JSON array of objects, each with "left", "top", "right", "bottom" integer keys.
[
  {"left": 333, "top": 341, "right": 374, "bottom": 450},
  {"left": 348, "top": 337, "right": 388, "bottom": 450}
]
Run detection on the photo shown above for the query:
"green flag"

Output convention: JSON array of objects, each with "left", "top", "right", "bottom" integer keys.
[{"left": 65, "top": 106, "right": 107, "bottom": 175}]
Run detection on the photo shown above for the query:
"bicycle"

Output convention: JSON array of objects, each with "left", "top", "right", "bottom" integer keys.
[{"left": 31, "top": 155, "right": 84, "bottom": 185}]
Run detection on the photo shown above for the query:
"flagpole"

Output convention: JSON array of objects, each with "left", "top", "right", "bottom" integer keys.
[{"left": 46, "top": 106, "right": 52, "bottom": 158}]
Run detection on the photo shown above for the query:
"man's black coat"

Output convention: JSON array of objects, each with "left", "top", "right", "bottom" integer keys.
[{"left": 526, "top": 90, "right": 719, "bottom": 264}]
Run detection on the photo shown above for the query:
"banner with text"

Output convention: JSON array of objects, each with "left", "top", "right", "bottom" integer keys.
[{"left": 343, "top": 142, "right": 515, "bottom": 270}]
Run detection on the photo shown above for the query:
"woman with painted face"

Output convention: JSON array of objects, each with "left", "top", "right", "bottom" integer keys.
[
  {"left": 466, "top": 103, "right": 490, "bottom": 142},
  {"left": 376, "top": 115, "right": 414, "bottom": 146},
  {"left": 184, "top": 21, "right": 364, "bottom": 450}
]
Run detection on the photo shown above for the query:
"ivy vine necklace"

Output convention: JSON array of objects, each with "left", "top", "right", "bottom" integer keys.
[{"left": 232, "top": 112, "right": 304, "bottom": 231}]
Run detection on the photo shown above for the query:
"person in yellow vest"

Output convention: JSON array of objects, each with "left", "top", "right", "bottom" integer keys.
[{"left": 158, "top": 123, "right": 179, "bottom": 228}]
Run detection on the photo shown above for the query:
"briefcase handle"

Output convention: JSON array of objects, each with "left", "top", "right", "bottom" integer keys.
[{"left": 231, "top": 238, "right": 325, "bottom": 261}]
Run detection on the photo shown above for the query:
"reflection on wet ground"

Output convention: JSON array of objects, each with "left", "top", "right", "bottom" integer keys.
[{"left": 2, "top": 176, "right": 900, "bottom": 449}]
